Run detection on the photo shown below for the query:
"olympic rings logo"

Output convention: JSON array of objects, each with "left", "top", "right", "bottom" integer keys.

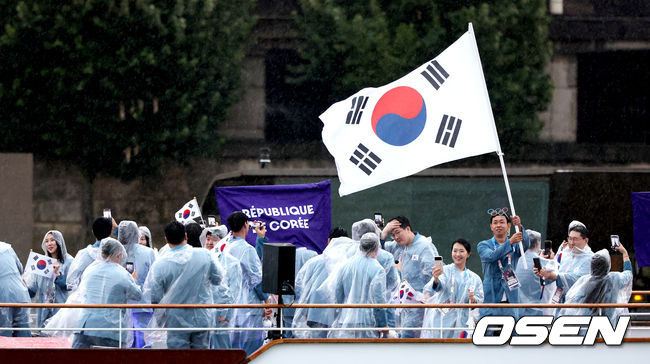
[{"left": 487, "top": 207, "right": 509, "bottom": 216}]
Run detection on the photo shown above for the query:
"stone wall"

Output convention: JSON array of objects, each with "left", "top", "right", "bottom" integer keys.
[{"left": 0, "top": 153, "right": 33, "bottom": 262}]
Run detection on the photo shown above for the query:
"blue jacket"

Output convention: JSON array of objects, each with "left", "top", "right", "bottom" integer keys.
[{"left": 478, "top": 228, "right": 530, "bottom": 319}]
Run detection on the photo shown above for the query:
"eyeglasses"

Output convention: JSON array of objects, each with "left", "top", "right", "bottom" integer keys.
[{"left": 567, "top": 236, "right": 583, "bottom": 242}]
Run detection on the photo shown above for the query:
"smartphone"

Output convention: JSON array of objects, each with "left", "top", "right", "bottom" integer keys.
[
  {"left": 374, "top": 212, "right": 383, "bottom": 227},
  {"left": 126, "top": 261, "right": 134, "bottom": 274},
  {"left": 610, "top": 235, "right": 619, "bottom": 248},
  {"left": 207, "top": 215, "right": 217, "bottom": 227},
  {"left": 434, "top": 256, "right": 443, "bottom": 267},
  {"left": 103, "top": 208, "right": 112, "bottom": 219},
  {"left": 543, "top": 240, "right": 552, "bottom": 257},
  {"left": 533, "top": 257, "right": 542, "bottom": 270}
]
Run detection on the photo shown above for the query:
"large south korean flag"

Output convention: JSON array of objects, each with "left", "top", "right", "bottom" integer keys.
[{"left": 321, "top": 24, "right": 502, "bottom": 196}]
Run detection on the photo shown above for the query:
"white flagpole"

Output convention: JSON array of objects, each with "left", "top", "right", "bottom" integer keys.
[{"left": 467, "top": 23, "right": 527, "bottom": 268}]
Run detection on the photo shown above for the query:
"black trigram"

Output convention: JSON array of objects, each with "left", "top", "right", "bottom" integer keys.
[
  {"left": 345, "top": 96, "right": 369, "bottom": 125},
  {"left": 349, "top": 143, "right": 382, "bottom": 175},
  {"left": 435, "top": 115, "right": 462, "bottom": 148},
  {"left": 420, "top": 60, "right": 449, "bottom": 90}
]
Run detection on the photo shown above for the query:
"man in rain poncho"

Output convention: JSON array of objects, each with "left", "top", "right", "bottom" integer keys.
[
  {"left": 200, "top": 226, "right": 243, "bottom": 349},
  {"left": 0, "top": 241, "right": 31, "bottom": 337},
  {"left": 66, "top": 217, "right": 113, "bottom": 290},
  {"left": 144, "top": 221, "right": 223, "bottom": 348},
  {"left": 118, "top": 220, "right": 157, "bottom": 347},
  {"left": 351, "top": 219, "right": 400, "bottom": 328},
  {"left": 223, "top": 212, "right": 267, "bottom": 354},
  {"left": 292, "top": 228, "right": 356, "bottom": 338},
  {"left": 329, "top": 232, "right": 387, "bottom": 338},
  {"left": 514, "top": 230, "right": 555, "bottom": 316},
  {"left": 25, "top": 230, "right": 75, "bottom": 328},
  {"left": 535, "top": 224, "right": 593, "bottom": 304},
  {"left": 72, "top": 238, "right": 142, "bottom": 348},
  {"left": 381, "top": 216, "right": 438, "bottom": 338}
]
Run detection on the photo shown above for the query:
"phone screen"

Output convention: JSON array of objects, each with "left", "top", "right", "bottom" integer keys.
[
  {"left": 126, "top": 262, "right": 134, "bottom": 273},
  {"left": 103, "top": 208, "right": 111, "bottom": 219},
  {"left": 434, "top": 256, "right": 443, "bottom": 267},
  {"left": 374, "top": 213, "right": 382, "bottom": 223}
]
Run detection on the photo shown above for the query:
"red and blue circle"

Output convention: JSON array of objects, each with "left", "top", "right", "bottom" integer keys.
[
  {"left": 371, "top": 86, "right": 427, "bottom": 146},
  {"left": 183, "top": 209, "right": 191, "bottom": 219},
  {"left": 37, "top": 260, "right": 47, "bottom": 270}
]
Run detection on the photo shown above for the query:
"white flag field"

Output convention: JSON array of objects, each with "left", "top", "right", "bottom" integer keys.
[
  {"left": 175, "top": 198, "right": 203, "bottom": 224},
  {"left": 321, "top": 23, "right": 502, "bottom": 196},
  {"left": 26, "top": 251, "right": 56, "bottom": 279}
]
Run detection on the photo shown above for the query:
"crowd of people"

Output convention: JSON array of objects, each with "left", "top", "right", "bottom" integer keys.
[{"left": 0, "top": 210, "right": 633, "bottom": 351}]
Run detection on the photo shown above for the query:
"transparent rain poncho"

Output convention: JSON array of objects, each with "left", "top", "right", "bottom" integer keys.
[
  {"left": 422, "top": 264, "right": 484, "bottom": 338},
  {"left": 351, "top": 219, "right": 400, "bottom": 326},
  {"left": 71, "top": 238, "right": 141, "bottom": 346},
  {"left": 66, "top": 240, "right": 102, "bottom": 291},
  {"left": 558, "top": 249, "right": 632, "bottom": 325},
  {"left": 292, "top": 236, "right": 356, "bottom": 338},
  {"left": 139, "top": 226, "right": 153, "bottom": 248},
  {"left": 143, "top": 243, "right": 223, "bottom": 348},
  {"left": 328, "top": 233, "right": 387, "bottom": 338},
  {"left": 397, "top": 233, "right": 438, "bottom": 338},
  {"left": 554, "top": 243, "right": 593, "bottom": 298},
  {"left": 118, "top": 221, "right": 156, "bottom": 307},
  {"left": 24, "top": 230, "right": 75, "bottom": 328},
  {"left": 43, "top": 238, "right": 105, "bottom": 341},
  {"left": 0, "top": 241, "right": 31, "bottom": 337},
  {"left": 199, "top": 227, "right": 242, "bottom": 349},
  {"left": 514, "top": 230, "right": 556, "bottom": 316},
  {"left": 221, "top": 236, "right": 263, "bottom": 352}
]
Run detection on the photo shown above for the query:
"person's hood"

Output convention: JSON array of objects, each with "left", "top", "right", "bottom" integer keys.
[{"left": 41, "top": 230, "right": 68, "bottom": 260}]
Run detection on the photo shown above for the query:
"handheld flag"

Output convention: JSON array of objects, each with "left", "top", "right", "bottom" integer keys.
[
  {"left": 27, "top": 251, "right": 55, "bottom": 279},
  {"left": 321, "top": 24, "right": 501, "bottom": 196},
  {"left": 175, "top": 198, "right": 203, "bottom": 224}
]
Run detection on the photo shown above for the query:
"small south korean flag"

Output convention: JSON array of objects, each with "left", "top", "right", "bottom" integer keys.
[{"left": 175, "top": 198, "right": 203, "bottom": 224}]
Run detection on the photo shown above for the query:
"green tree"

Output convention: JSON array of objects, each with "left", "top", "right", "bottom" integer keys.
[
  {"left": 292, "top": 0, "right": 552, "bottom": 149},
  {"left": 0, "top": 0, "right": 256, "bottom": 179}
]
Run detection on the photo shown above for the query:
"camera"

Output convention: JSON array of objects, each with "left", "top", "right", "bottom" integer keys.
[{"left": 610, "top": 235, "right": 619, "bottom": 248}]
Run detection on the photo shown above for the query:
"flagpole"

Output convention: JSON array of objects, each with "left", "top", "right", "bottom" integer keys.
[{"left": 467, "top": 23, "right": 527, "bottom": 268}]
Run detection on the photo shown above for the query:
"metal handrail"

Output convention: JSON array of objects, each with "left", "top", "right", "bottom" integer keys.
[{"left": 2, "top": 302, "right": 650, "bottom": 308}]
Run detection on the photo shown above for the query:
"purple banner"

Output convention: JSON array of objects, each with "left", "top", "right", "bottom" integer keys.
[
  {"left": 215, "top": 181, "right": 331, "bottom": 253},
  {"left": 632, "top": 192, "right": 650, "bottom": 267}
]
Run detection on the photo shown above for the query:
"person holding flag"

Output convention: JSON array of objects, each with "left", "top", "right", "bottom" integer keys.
[
  {"left": 25, "top": 230, "right": 74, "bottom": 329},
  {"left": 477, "top": 211, "right": 529, "bottom": 323},
  {"left": 381, "top": 216, "right": 437, "bottom": 338}
]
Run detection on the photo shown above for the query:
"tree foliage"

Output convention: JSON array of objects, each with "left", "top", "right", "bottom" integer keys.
[
  {"left": 0, "top": 0, "right": 256, "bottom": 179},
  {"left": 292, "top": 0, "right": 552, "bottom": 148}
]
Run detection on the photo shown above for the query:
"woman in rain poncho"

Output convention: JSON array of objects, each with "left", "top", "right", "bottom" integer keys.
[
  {"left": 72, "top": 238, "right": 141, "bottom": 348},
  {"left": 25, "top": 230, "right": 75, "bottom": 329},
  {"left": 422, "top": 239, "right": 484, "bottom": 338},
  {"left": 329, "top": 232, "right": 387, "bottom": 338},
  {"left": 558, "top": 245, "right": 632, "bottom": 325}
]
